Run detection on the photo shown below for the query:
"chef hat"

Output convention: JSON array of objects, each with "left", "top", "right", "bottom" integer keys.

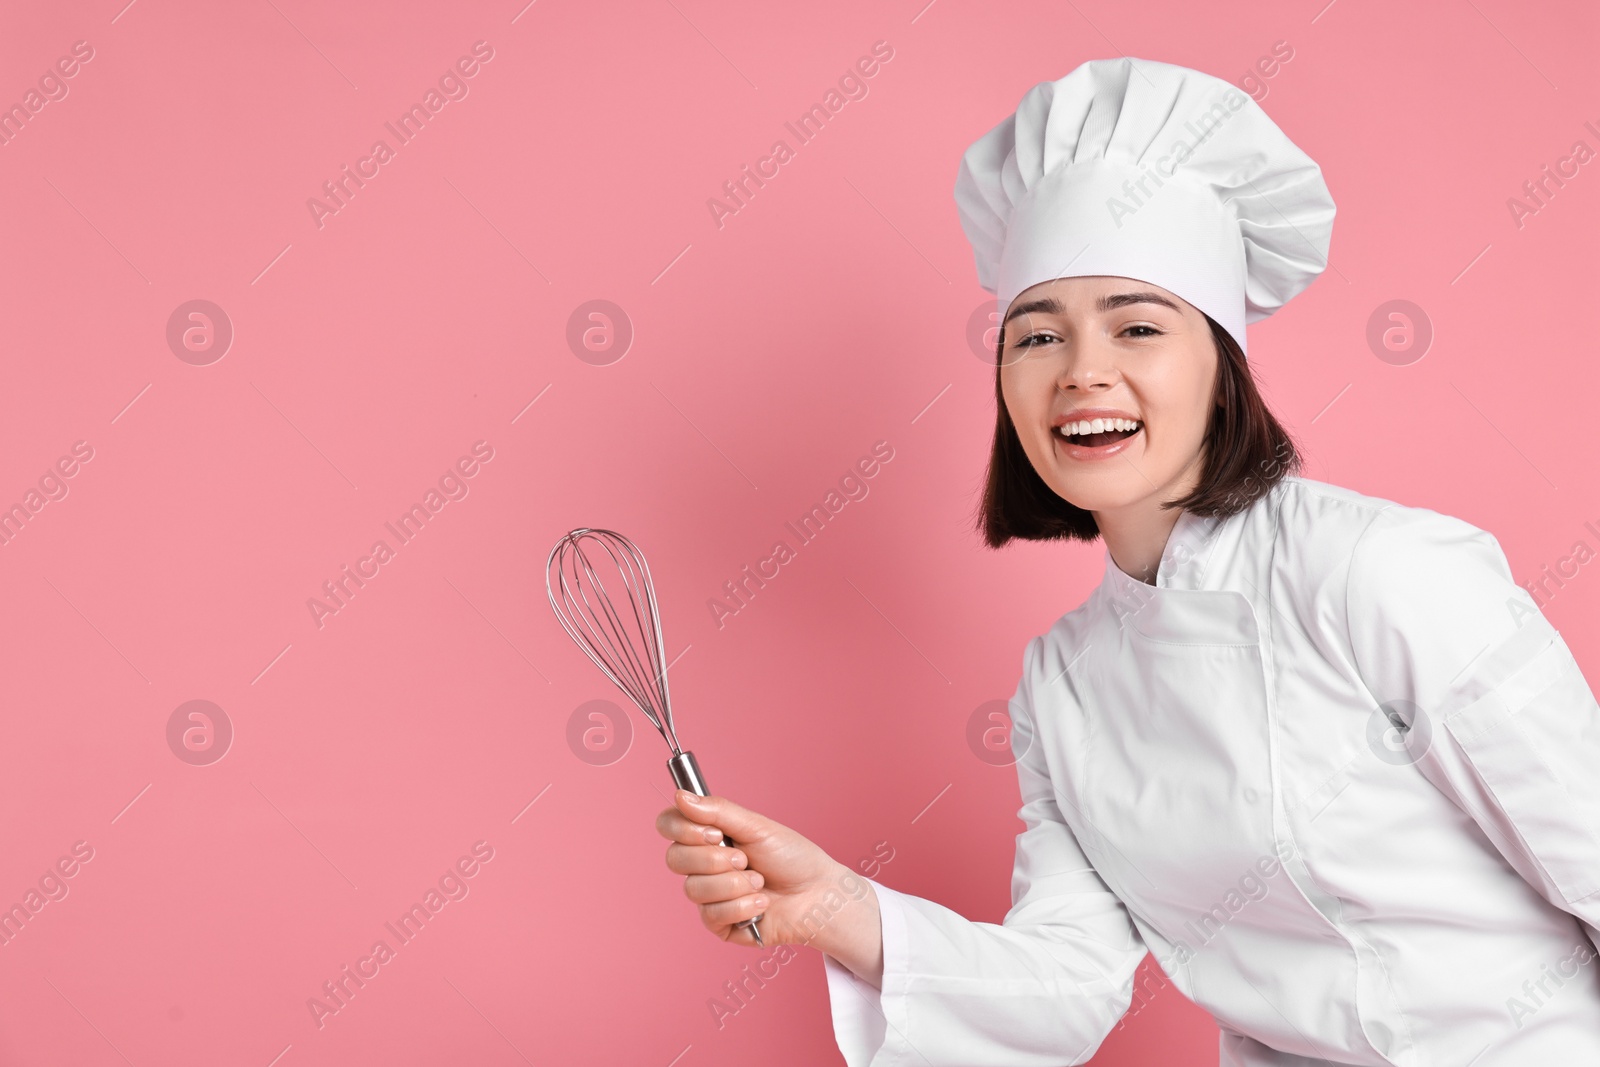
[{"left": 954, "top": 56, "right": 1335, "bottom": 357}]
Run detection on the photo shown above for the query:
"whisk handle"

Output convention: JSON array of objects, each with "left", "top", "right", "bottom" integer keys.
[{"left": 668, "top": 750, "right": 766, "bottom": 948}]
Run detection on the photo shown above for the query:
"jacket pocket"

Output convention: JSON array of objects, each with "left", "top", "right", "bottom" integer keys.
[{"left": 1441, "top": 629, "right": 1600, "bottom": 905}]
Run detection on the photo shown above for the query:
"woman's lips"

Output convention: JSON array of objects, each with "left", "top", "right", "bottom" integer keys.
[{"left": 1053, "top": 425, "right": 1142, "bottom": 461}]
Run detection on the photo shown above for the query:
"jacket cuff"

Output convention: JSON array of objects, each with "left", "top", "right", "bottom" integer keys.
[{"left": 821, "top": 876, "right": 907, "bottom": 1066}]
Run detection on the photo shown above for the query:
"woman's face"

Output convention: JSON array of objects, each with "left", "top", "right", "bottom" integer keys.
[{"left": 998, "top": 275, "right": 1218, "bottom": 515}]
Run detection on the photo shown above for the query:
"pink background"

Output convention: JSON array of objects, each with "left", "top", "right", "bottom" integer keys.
[{"left": 1, "top": 1, "right": 1596, "bottom": 1064}]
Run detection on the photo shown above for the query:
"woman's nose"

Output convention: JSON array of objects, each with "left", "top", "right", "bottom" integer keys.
[{"left": 1054, "top": 337, "right": 1119, "bottom": 389}]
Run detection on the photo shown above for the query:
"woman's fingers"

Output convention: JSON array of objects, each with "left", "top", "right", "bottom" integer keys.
[
  {"left": 671, "top": 790, "right": 770, "bottom": 848},
  {"left": 663, "top": 840, "right": 746, "bottom": 875},
  {"left": 682, "top": 868, "right": 764, "bottom": 905},
  {"left": 699, "top": 891, "right": 769, "bottom": 935},
  {"left": 655, "top": 792, "right": 809, "bottom": 945},
  {"left": 655, "top": 805, "right": 727, "bottom": 846}
]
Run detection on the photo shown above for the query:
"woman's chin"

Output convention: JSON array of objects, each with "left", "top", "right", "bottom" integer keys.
[{"left": 1049, "top": 477, "right": 1148, "bottom": 516}]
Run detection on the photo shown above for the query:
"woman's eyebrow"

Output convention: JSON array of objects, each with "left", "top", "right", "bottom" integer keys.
[
  {"left": 1097, "top": 291, "right": 1182, "bottom": 314},
  {"left": 1002, "top": 296, "right": 1065, "bottom": 326},
  {"left": 1002, "top": 290, "right": 1181, "bottom": 326}
]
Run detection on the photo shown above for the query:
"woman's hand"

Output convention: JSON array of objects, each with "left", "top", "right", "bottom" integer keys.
[{"left": 655, "top": 790, "right": 883, "bottom": 983}]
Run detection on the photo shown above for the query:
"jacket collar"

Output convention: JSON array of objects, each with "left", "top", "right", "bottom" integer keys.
[{"left": 1101, "top": 504, "right": 1227, "bottom": 599}]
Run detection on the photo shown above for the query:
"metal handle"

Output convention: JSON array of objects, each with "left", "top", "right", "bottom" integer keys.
[{"left": 669, "top": 750, "right": 765, "bottom": 948}]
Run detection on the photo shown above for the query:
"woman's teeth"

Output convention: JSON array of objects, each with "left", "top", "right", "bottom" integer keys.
[{"left": 1056, "top": 418, "right": 1141, "bottom": 439}]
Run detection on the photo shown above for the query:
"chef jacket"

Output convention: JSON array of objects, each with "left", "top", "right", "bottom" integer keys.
[{"left": 823, "top": 475, "right": 1600, "bottom": 1066}]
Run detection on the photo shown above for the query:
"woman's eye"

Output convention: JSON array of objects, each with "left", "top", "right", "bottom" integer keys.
[
  {"left": 1015, "top": 333, "right": 1056, "bottom": 348},
  {"left": 1124, "top": 325, "right": 1162, "bottom": 338}
]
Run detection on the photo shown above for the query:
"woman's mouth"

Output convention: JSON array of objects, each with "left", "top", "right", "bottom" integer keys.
[{"left": 1053, "top": 418, "right": 1142, "bottom": 459}]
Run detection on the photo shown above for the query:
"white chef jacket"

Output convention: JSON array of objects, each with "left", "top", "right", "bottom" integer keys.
[{"left": 823, "top": 475, "right": 1600, "bottom": 1066}]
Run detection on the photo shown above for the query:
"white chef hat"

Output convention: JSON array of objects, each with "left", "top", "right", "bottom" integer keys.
[{"left": 954, "top": 56, "right": 1336, "bottom": 357}]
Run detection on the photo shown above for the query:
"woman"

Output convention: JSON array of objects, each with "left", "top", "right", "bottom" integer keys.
[{"left": 655, "top": 57, "right": 1600, "bottom": 1066}]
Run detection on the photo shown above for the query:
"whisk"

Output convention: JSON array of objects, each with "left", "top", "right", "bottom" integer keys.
[{"left": 545, "top": 527, "right": 765, "bottom": 947}]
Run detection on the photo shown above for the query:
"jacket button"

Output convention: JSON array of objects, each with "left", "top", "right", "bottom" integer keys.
[{"left": 1243, "top": 786, "right": 1260, "bottom": 804}]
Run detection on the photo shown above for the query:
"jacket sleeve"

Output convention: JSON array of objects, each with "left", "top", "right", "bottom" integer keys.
[
  {"left": 1345, "top": 505, "right": 1600, "bottom": 944},
  {"left": 821, "top": 634, "right": 1149, "bottom": 1067}
]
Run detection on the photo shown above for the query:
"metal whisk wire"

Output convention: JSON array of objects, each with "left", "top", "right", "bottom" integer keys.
[
  {"left": 543, "top": 526, "right": 765, "bottom": 947},
  {"left": 545, "top": 528, "right": 683, "bottom": 754}
]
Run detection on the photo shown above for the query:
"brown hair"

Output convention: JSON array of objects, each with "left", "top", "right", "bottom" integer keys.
[{"left": 975, "top": 313, "right": 1302, "bottom": 548}]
